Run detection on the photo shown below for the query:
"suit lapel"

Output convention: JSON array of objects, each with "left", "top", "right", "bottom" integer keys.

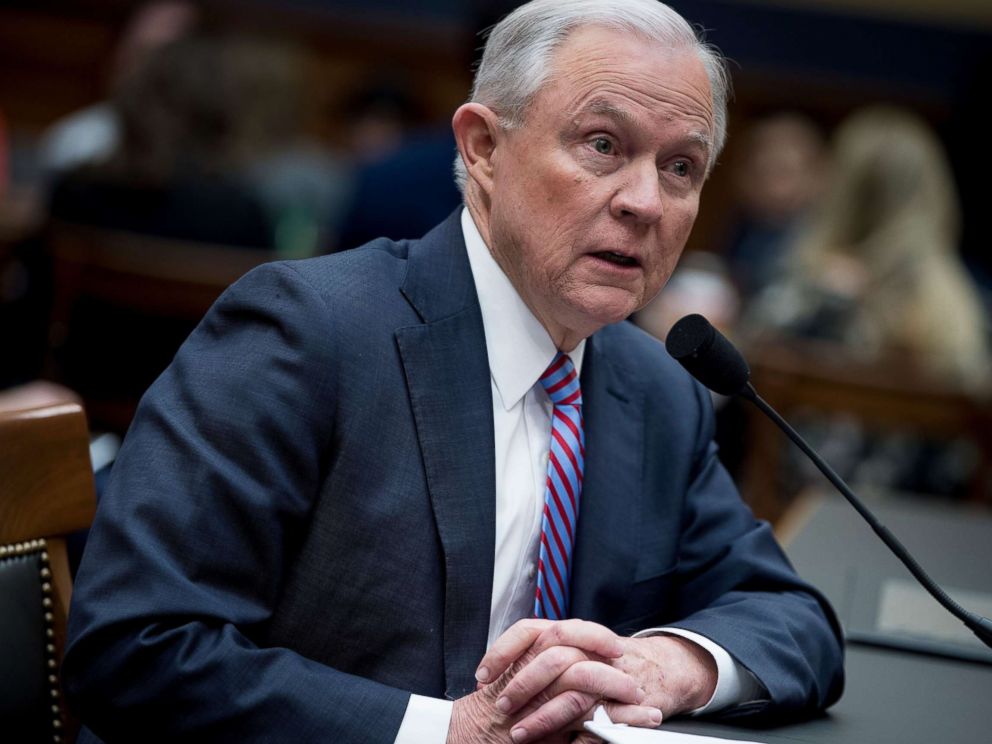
[
  {"left": 570, "top": 332, "right": 643, "bottom": 620},
  {"left": 395, "top": 211, "right": 496, "bottom": 698}
]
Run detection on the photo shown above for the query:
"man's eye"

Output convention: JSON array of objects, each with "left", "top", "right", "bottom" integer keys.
[
  {"left": 671, "top": 160, "right": 690, "bottom": 177},
  {"left": 592, "top": 137, "right": 614, "bottom": 155}
]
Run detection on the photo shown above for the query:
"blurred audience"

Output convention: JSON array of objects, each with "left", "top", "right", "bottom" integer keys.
[
  {"left": 723, "top": 112, "right": 829, "bottom": 302},
  {"left": 746, "top": 105, "right": 991, "bottom": 390},
  {"left": 741, "top": 106, "right": 991, "bottom": 500},
  {"left": 38, "top": 1, "right": 200, "bottom": 179}
]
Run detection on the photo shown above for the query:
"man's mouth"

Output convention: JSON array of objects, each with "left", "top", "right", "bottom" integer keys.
[{"left": 592, "top": 251, "right": 639, "bottom": 267}]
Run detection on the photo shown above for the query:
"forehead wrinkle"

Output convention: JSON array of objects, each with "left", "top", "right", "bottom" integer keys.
[
  {"left": 555, "top": 62, "right": 714, "bottom": 134},
  {"left": 533, "top": 27, "right": 715, "bottom": 160}
]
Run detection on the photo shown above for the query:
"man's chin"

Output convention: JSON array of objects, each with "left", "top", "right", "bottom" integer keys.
[{"left": 568, "top": 295, "right": 641, "bottom": 333}]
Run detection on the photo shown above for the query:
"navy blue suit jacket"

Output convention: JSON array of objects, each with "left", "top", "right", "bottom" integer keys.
[{"left": 64, "top": 211, "right": 843, "bottom": 742}]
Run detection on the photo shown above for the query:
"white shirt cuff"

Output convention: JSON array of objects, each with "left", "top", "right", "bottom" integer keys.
[
  {"left": 632, "top": 627, "right": 766, "bottom": 714},
  {"left": 394, "top": 693, "right": 454, "bottom": 744}
]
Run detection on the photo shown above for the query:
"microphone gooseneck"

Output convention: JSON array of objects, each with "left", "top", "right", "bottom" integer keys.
[{"left": 665, "top": 314, "right": 992, "bottom": 651}]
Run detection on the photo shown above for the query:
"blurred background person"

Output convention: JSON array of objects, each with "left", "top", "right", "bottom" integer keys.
[
  {"left": 228, "top": 36, "right": 351, "bottom": 257},
  {"left": 47, "top": 34, "right": 272, "bottom": 248},
  {"left": 746, "top": 105, "right": 991, "bottom": 390},
  {"left": 37, "top": 1, "right": 200, "bottom": 180},
  {"left": 723, "top": 112, "right": 829, "bottom": 304},
  {"left": 333, "top": 75, "right": 461, "bottom": 249}
]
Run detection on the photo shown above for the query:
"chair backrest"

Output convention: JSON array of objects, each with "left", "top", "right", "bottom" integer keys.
[
  {"left": 0, "top": 383, "right": 96, "bottom": 743},
  {"left": 740, "top": 338, "right": 992, "bottom": 522},
  {"left": 44, "top": 223, "right": 276, "bottom": 432}
]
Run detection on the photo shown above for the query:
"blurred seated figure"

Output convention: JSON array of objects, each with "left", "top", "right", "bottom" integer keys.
[
  {"left": 219, "top": 37, "right": 350, "bottom": 257},
  {"left": 746, "top": 105, "right": 991, "bottom": 390},
  {"left": 37, "top": 1, "right": 200, "bottom": 179},
  {"left": 722, "top": 112, "right": 828, "bottom": 303},
  {"left": 742, "top": 106, "right": 991, "bottom": 503},
  {"left": 336, "top": 80, "right": 461, "bottom": 249},
  {"left": 48, "top": 35, "right": 273, "bottom": 249}
]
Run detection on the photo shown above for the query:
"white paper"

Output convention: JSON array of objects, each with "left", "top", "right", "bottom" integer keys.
[{"left": 584, "top": 706, "right": 766, "bottom": 744}]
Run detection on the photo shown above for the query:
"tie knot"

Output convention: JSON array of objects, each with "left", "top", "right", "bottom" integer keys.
[{"left": 540, "top": 352, "right": 582, "bottom": 406}]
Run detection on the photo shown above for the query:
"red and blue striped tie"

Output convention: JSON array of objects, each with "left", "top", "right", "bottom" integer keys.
[{"left": 534, "top": 352, "right": 584, "bottom": 620}]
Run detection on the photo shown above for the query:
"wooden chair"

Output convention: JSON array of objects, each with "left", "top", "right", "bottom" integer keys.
[
  {"left": 0, "top": 382, "right": 96, "bottom": 743},
  {"left": 44, "top": 223, "right": 276, "bottom": 433},
  {"left": 740, "top": 337, "right": 992, "bottom": 523}
]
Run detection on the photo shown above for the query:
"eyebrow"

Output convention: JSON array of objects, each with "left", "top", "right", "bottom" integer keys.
[
  {"left": 568, "top": 97, "right": 712, "bottom": 155},
  {"left": 573, "top": 98, "right": 635, "bottom": 125}
]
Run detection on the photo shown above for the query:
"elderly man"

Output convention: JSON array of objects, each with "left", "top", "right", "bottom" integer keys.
[{"left": 63, "top": 1, "right": 844, "bottom": 742}]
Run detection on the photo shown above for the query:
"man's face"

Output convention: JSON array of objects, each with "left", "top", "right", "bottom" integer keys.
[{"left": 484, "top": 26, "right": 714, "bottom": 348}]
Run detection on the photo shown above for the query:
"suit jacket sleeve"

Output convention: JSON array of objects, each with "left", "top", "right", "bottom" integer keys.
[
  {"left": 665, "top": 378, "right": 845, "bottom": 719},
  {"left": 62, "top": 262, "right": 410, "bottom": 742}
]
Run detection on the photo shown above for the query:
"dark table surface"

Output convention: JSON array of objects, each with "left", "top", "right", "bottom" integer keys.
[{"left": 666, "top": 493, "right": 992, "bottom": 743}]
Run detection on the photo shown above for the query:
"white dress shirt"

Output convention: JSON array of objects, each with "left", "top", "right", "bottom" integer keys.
[{"left": 393, "top": 209, "right": 761, "bottom": 743}]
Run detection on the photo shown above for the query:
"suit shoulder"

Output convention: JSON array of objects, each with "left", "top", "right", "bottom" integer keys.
[
  {"left": 279, "top": 237, "right": 414, "bottom": 296},
  {"left": 214, "top": 236, "right": 420, "bottom": 337}
]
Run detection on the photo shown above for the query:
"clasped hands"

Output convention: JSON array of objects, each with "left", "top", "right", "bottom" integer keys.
[{"left": 447, "top": 618, "right": 717, "bottom": 744}]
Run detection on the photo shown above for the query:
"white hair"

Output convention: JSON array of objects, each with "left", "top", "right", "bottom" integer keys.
[{"left": 453, "top": 0, "right": 731, "bottom": 193}]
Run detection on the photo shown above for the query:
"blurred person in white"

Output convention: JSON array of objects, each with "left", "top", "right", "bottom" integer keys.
[
  {"left": 38, "top": 1, "right": 200, "bottom": 177},
  {"left": 748, "top": 105, "right": 991, "bottom": 390}
]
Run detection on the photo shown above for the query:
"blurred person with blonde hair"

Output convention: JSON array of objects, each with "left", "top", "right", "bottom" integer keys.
[{"left": 750, "top": 105, "right": 991, "bottom": 389}]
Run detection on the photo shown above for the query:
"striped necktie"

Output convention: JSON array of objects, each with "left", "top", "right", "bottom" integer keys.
[{"left": 534, "top": 352, "right": 584, "bottom": 620}]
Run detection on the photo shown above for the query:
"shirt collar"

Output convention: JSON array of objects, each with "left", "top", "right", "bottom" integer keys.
[{"left": 462, "top": 207, "right": 585, "bottom": 411}]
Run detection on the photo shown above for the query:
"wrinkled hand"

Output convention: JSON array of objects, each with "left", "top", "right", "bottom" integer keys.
[
  {"left": 449, "top": 619, "right": 718, "bottom": 743},
  {"left": 611, "top": 634, "right": 717, "bottom": 719},
  {"left": 447, "top": 619, "right": 659, "bottom": 744}
]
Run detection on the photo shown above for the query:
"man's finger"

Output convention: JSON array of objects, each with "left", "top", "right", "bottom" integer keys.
[
  {"left": 498, "top": 655, "right": 642, "bottom": 716},
  {"left": 506, "top": 689, "right": 598, "bottom": 743},
  {"left": 476, "top": 619, "right": 554, "bottom": 683},
  {"left": 531, "top": 619, "right": 624, "bottom": 659},
  {"left": 599, "top": 701, "right": 664, "bottom": 729},
  {"left": 510, "top": 694, "right": 663, "bottom": 743}
]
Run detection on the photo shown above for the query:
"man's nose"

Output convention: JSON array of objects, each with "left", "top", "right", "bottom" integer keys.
[{"left": 610, "top": 159, "right": 664, "bottom": 224}]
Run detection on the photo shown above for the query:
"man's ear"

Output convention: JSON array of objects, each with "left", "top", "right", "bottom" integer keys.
[{"left": 452, "top": 103, "right": 502, "bottom": 195}]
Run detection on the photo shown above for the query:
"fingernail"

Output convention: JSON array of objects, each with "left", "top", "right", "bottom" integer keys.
[
  {"left": 510, "top": 727, "right": 527, "bottom": 743},
  {"left": 476, "top": 666, "right": 490, "bottom": 683},
  {"left": 496, "top": 696, "right": 511, "bottom": 713},
  {"left": 649, "top": 708, "right": 663, "bottom": 725},
  {"left": 635, "top": 687, "right": 646, "bottom": 703}
]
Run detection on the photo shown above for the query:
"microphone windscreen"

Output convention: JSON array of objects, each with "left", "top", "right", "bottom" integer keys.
[{"left": 665, "top": 314, "right": 751, "bottom": 396}]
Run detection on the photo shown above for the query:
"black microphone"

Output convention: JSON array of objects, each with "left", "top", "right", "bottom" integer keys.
[{"left": 666, "top": 313, "right": 992, "bottom": 651}]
